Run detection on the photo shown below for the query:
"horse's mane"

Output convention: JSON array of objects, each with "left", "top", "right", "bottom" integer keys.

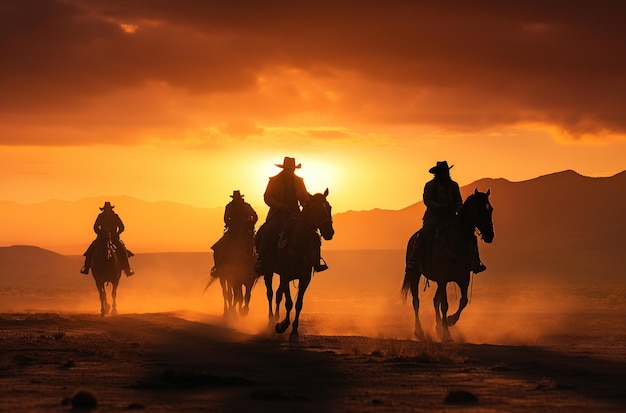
[
  {"left": 459, "top": 193, "right": 475, "bottom": 216},
  {"left": 306, "top": 192, "right": 326, "bottom": 205}
]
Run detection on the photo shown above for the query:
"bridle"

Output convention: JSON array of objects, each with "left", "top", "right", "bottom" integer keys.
[
  {"left": 301, "top": 195, "right": 333, "bottom": 235},
  {"left": 464, "top": 194, "right": 493, "bottom": 242}
]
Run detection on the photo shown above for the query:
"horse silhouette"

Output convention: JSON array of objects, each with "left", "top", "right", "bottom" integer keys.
[
  {"left": 207, "top": 231, "right": 259, "bottom": 317},
  {"left": 256, "top": 189, "right": 334, "bottom": 337},
  {"left": 90, "top": 232, "right": 124, "bottom": 317},
  {"left": 402, "top": 189, "right": 494, "bottom": 341}
]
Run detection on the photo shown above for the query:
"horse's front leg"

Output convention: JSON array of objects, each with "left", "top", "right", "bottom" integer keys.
[
  {"left": 435, "top": 283, "right": 452, "bottom": 342},
  {"left": 275, "top": 279, "right": 293, "bottom": 334},
  {"left": 447, "top": 277, "right": 469, "bottom": 327},
  {"left": 95, "top": 280, "right": 109, "bottom": 317},
  {"left": 264, "top": 274, "right": 275, "bottom": 323},
  {"left": 275, "top": 281, "right": 284, "bottom": 322},
  {"left": 241, "top": 282, "right": 252, "bottom": 317},
  {"left": 290, "top": 273, "right": 311, "bottom": 338},
  {"left": 433, "top": 283, "right": 443, "bottom": 326},
  {"left": 220, "top": 277, "right": 232, "bottom": 317},
  {"left": 110, "top": 280, "right": 119, "bottom": 316},
  {"left": 410, "top": 274, "right": 425, "bottom": 340},
  {"left": 232, "top": 283, "right": 244, "bottom": 315}
]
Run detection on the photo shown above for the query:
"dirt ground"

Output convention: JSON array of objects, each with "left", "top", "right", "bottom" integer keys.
[{"left": 0, "top": 312, "right": 625, "bottom": 412}]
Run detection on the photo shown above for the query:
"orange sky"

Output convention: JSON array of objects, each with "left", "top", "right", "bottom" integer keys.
[{"left": 1, "top": 1, "right": 626, "bottom": 213}]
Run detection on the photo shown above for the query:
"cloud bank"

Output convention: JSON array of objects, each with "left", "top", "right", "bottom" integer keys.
[{"left": 1, "top": 0, "right": 625, "bottom": 145}]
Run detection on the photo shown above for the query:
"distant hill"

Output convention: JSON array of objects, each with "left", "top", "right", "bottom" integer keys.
[
  {"left": 0, "top": 245, "right": 79, "bottom": 287},
  {"left": 1, "top": 170, "right": 625, "bottom": 282},
  {"left": 330, "top": 170, "right": 626, "bottom": 282},
  {"left": 331, "top": 169, "right": 626, "bottom": 252},
  {"left": 0, "top": 196, "right": 227, "bottom": 254}
]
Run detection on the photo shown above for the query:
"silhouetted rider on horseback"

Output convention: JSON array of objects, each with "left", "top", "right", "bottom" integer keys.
[
  {"left": 80, "top": 201, "right": 134, "bottom": 276},
  {"left": 255, "top": 156, "right": 328, "bottom": 274},
  {"left": 211, "top": 190, "right": 258, "bottom": 277},
  {"left": 407, "top": 161, "right": 486, "bottom": 275}
]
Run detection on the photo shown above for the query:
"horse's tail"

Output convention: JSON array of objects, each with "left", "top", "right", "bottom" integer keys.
[
  {"left": 204, "top": 276, "right": 219, "bottom": 293},
  {"left": 401, "top": 271, "right": 419, "bottom": 303},
  {"left": 401, "top": 231, "right": 420, "bottom": 303}
]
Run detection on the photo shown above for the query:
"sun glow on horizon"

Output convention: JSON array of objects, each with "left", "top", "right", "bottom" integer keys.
[{"left": 245, "top": 154, "right": 345, "bottom": 203}]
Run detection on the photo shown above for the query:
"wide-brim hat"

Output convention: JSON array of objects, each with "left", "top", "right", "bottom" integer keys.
[
  {"left": 429, "top": 160, "right": 454, "bottom": 174},
  {"left": 99, "top": 201, "right": 115, "bottom": 210},
  {"left": 230, "top": 190, "right": 244, "bottom": 199},
  {"left": 276, "top": 156, "right": 301, "bottom": 169}
]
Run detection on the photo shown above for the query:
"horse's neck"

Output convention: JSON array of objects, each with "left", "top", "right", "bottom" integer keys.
[
  {"left": 285, "top": 217, "right": 318, "bottom": 251},
  {"left": 459, "top": 199, "right": 478, "bottom": 233}
]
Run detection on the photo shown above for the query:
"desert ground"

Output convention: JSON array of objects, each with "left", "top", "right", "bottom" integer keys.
[{"left": 1, "top": 249, "right": 625, "bottom": 412}]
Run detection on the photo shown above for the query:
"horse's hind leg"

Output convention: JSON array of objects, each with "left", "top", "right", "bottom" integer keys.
[
  {"left": 434, "top": 283, "right": 452, "bottom": 342},
  {"left": 410, "top": 274, "right": 426, "bottom": 340},
  {"left": 275, "top": 280, "right": 293, "bottom": 334}
]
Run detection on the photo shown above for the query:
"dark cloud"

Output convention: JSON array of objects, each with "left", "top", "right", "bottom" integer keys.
[{"left": 1, "top": 0, "right": 625, "bottom": 143}]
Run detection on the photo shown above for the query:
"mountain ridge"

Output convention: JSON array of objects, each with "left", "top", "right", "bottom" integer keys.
[{"left": 1, "top": 170, "right": 625, "bottom": 254}]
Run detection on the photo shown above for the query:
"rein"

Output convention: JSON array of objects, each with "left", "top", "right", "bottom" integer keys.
[
  {"left": 464, "top": 195, "right": 490, "bottom": 241},
  {"left": 283, "top": 196, "right": 329, "bottom": 261},
  {"left": 106, "top": 233, "right": 117, "bottom": 259}
]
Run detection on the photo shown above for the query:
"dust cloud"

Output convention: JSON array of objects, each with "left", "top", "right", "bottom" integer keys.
[{"left": 2, "top": 250, "right": 625, "bottom": 347}]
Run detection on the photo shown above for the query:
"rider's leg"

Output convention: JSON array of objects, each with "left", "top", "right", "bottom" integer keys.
[
  {"left": 406, "top": 232, "right": 422, "bottom": 274},
  {"left": 255, "top": 218, "right": 280, "bottom": 273},
  {"left": 80, "top": 241, "right": 96, "bottom": 274},
  {"left": 314, "top": 245, "right": 328, "bottom": 272},
  {"left": 116, "top": 240, "right": 134, "bottom": 276},
  {"left": 211, "top": 237, "right": 225, "bottom": 277}
]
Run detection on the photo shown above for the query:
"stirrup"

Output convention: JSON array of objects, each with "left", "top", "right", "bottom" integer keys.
[
  {"left": 80, "top": 267, "right": 89, "bottom": 274},
  {"left": 254, "top": 260, "right": 267, "bottom": 274},
  {"left": 125, "top": 268, "right": 135, "bottom": 277},
  {"left": 314, "top": 258, "right": 328, "bottom": 272},
  {"left": 473, "top": 262, "right": 486, "bottom": 274}
]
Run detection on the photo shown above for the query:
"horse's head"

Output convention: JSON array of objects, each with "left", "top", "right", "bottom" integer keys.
[
  {"left": 302, "top": 188, "right": 334, "bottom": 241},
  {"left": 462, "top": 188, "right": 494, "bottom": 243}
]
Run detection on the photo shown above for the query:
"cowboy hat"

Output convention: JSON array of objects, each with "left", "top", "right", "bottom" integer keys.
[
  {"left": 230, "top": 190, "right": 244, "bottom": 199},
  {"left": 99, "top": 201, "right": 115, "bottom": 210},
  {"left": 429, "top": 160, "right": 454, "bottom": 174},
  {"left": 275, "top": 156, "right": 301, "bottom": 169}
]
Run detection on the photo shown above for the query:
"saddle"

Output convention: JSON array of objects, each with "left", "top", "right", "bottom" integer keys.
[{"left": 411, "top": 222, "right": 457, "bottom": 272}]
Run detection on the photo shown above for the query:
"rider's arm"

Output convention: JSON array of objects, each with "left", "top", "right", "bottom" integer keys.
[
  {"left": 452, "top": 182, "right": 463, "bottom": 213},
  {"left": 423, "top": 182, "right": 449, "bottom": 211},
  {"left": 223, "top": 204, "right": 232, "bottom": 228},
  {"left": 115, "top": 214, "right": 125, "bottom": 235},
  {"left": 295, "top": 176, "right": 311, "bottom": 208},
  {"left": 93, "top": 215, "right": 102, "bottom": 234},
  {"left": 264, "top": 178, "right": 289, "bottom": 211},
  {"left": 248, "top": 205, "right": 258, "bottom": 225}
]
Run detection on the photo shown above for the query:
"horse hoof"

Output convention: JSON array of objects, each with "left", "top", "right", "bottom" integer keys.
[
  {"left": 446, "top": 315, "right": 459, "bottom": 326},
  {"left": 440, "top": 332, "right": 454, "bottom": 343},
  {"left": 289, "top": 331, "right": 299, "bottom": 340},
  {"left": 275, "top": 321, "right": 289, "bottom": 334},
  {"left": 414, "top": 330, "right": 426, "bottom": 341}
]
